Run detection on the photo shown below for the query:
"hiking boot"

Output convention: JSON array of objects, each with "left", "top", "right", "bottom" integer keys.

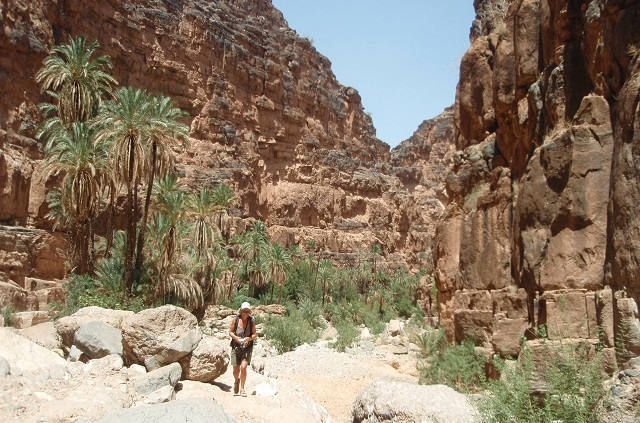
[{"left": 233, "top": 379, "right": 240, "bottom": 395}]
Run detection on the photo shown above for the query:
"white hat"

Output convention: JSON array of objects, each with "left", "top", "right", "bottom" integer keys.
[{"left": 240, "top": 301, "right": 251, "bottom": 311}]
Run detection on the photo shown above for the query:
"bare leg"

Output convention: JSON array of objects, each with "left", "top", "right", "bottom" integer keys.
[
  {"left": 240, "top": 360, "right": 248, "bottom": 391},
  {"left": 233, "top": 364, "right": 240, "bottom": 391}
]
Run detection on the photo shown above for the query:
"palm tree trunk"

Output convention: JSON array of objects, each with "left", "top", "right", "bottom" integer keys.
[
  {"left": 134, "top": 140, "right": 157, "bottom": 282},
  {"left": 124, "top": 139, "right": 136, "bottom": 296},
  {"left": 278, "top": 283, "right": 283, "bottom": 305},
  {"left": 105, "top": 185, "right": 114, "bottom": 257}
]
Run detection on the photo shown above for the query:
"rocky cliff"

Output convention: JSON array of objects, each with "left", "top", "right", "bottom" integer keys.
[
  {"left": 0, "top": 0, "right": 454, "bottom": 306},
  {"left": 435, "top": 0, "right": 640, "bottom": 364}
]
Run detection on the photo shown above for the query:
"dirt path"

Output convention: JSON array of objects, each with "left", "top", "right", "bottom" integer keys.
[{"left": 186, "top": 343, "right": 418, "bottom": 423}]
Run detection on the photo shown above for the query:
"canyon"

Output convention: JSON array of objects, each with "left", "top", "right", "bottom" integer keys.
[{"left": 1, "top": 0, "right": 640, "bottom": 372}]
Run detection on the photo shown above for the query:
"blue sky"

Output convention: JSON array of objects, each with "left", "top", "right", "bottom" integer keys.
[{"left": 272, "top": 1, "right": 475, "bottom": 148}]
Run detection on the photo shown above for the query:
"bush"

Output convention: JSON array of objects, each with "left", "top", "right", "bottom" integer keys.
[
  {"left": 51, "top": 273, "right": 145, "bottom": 317},
  {"left": 331, "top": 318, "right": 360, "bottom": 352},
  {"left": 264, "top": 309, "right": 318, "bottom": 353},
  {"left": 2, "top": 305, "right": 14, "bottom": 327},
  {"left": 298, "top": 297, "right": 325, "bottom": 329},
  {"left": 418, "top": 330, "right": 487, "bottom": 393},
  {"left": 480, "top": 345, "right": 609, "bottom": 423}
]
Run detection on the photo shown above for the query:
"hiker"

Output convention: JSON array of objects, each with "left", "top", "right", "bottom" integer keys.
[{"left": 229, "top": 301, "right": 256, "bottom": 396}]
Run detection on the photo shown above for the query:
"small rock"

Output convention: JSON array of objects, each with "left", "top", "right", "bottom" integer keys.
[
  {"left": 611, "top": 385, "right": 623, "bottom": 396},
  {"left": 253, "top": 381, "right": 278, "bottom": 397},
  {"left": 69, "top": 345, "right": 84, "bottom": 362},
  {"left": 142, "top": 385, "right": 175, "bottom": 404},
  {"left": 128, "top": 364, "right": 147, "bottom": 376},
  {"left": 133, "top": 362, "right": 182, "bottom": 395},
  {"left": 85, "top": 354, "right": 124, "bottom": 374},
  {"left": 387, "top": 320, "right": 403, "bottom": 337},
  {"left": 34, "top": 391, "right": 54, "bottom": 401},
  {"left": 623, "top": 369, "right": 639, "bottom": 378}
]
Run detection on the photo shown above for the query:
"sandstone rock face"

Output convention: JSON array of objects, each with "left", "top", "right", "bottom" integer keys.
[
  {"left": 93, "top": 398, "right": 236, "bottom": 423},
  {"left": 351, "top": 380, "right": 477, "bottom": 423},
  {"left": 9, "top": 310, "right": 49, "bottom": 329},
  {"left": 432, "top": 0, "right": 640, "bottom": 365},
  {"left": 121, "top": 305, "right": 200, "bottom": 368},
  {"left": 0, "top": 0, "right": 455, "bottom": 278}
]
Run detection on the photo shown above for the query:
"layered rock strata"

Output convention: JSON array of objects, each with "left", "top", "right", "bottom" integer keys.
[
  {"left": 434, "top": 0, "right": 640, "bottom": 365},
  {"left": 0, "top": 0, "right": 453, "bottom": 301}
]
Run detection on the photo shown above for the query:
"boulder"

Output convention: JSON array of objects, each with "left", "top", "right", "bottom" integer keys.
[
  {"left": 74, "top": 321, "right": 123, "bottom": 359},
  {"left": 0, "top": 327, "right": 67, "bottom": 379},
  {"left": 18, "top": 321, "right": 62, "bottom": 352},
  {"left": 133, "top": 362, "right": 182, "bottom": 396},
  {"left": 253, "top": 381, "right": 278, "bottom": 397},
  {"left": 92, "top": 398, "right": 236, "bottom": 423},
  {"left": 121, "top": 305, "right": 201, "bottom": 369},
  {"left": 10, "top": 310, "right": 49, "bottom": 328},
  {"left": 0, "top": 355, "right": 9, "bottom": 376},
  {"left": 54, "top": 306, "right": 134, "bottom": 347},
  {"left": 179, "top": 336, "right": 229, "bottom": 382},
  {"left": 351, "top": 380, "right": 477, "bottom": 423}
]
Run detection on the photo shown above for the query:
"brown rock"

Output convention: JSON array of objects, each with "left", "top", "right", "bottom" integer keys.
[
  {"left": 121, "top": 305, "right": 200, "bottom": 367},
  {"left": 179, "top": 337, "right": 229, "bottom": 382}
]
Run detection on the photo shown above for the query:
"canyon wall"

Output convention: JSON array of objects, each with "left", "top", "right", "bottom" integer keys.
[
  {"left": 435, "top": 0, "right": 640, "bottom": 364},
  {"left": 0, "top": 0, "right": 454, "bottom": 307}
]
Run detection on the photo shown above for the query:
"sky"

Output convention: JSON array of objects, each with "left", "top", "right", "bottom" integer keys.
[{"left": 272, "top": 1, "right": 475, "bottom": 148}]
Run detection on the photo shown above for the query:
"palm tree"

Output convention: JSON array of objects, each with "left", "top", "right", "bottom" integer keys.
[
  {"left": 134, "top": 94, "right": 188, "bottom": 279},
  {"left": 317, "top": 259, "right": 334, "bottom": 306},
  {"left": 248, "top": 254, "right": 269, "bottom": 296},
  {"left": 94, "top": 87, "right": 153, "bottom": 295},
  {"left": 36, "top": 36, "right": 116, "bottom": 128},
  {"left": 150, "top": 174, "right": 202, "bottom": 308},
  {"left": 236, "top": 221, "right": 269, "bottom": 296},
  {"left": 42, "top": 122, "right": 112, "bottom": 273},
  {"left": 211, "top": 183, "right": 234, "bottom": 240},
  {"left": 266, "top": 243, "right": 293, "bottom": 304}
]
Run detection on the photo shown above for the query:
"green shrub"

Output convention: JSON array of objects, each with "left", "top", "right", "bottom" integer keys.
[
  {"left": 480, "top": 345, "right": 609, "bottom": 423},
  {"left": 332, "top": 318, "right": 360, "bottom": 352},
  {"left": 264, "top": 309, "right": 318, "bottom": 353},
  {"left": 51, "top": 273, "right": 145, "bottom": 317},
  {"left": 418, "top": 330, "right": 486, "bottom": 393},
  {"left": 2, "top": 305, "right": 15, "bottom": 327},
  {"left": 298, "top": 297, "right": 325, "bottom": 329}
]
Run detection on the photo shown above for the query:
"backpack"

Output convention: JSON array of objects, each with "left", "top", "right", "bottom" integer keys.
[{"left": 230, "top": 315, "right": 254, "bottom": 350}]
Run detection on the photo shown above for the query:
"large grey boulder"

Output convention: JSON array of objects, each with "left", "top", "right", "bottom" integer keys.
[
  {"left": 54, "top": 306, "right": 134, "bottom": 347},
  {"left": 0, "top": 327, "right": 67, "bottom": 379},
  {"left": 74, "top": 321, "right": 123, "bottom": 359},
  {"left": 351, "top": 380, "right": 478, "bottom": 423},
  {"left": 133, "top": 362, "right": 182, "bottom": 395},
  {"left": 179, "top": 336, "right": 229, "bottom": 382},
  {"left": 121, "top": 305, "right": 201, "bottom": 369},
  {"left": 93, "top": 398, "right": 236, "bottom": 423}
]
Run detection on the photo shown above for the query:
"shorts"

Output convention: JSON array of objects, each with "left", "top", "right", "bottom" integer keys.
[{"left": 230, "top": 345, "right": 253, "bottom": 366}]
